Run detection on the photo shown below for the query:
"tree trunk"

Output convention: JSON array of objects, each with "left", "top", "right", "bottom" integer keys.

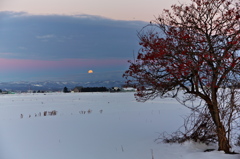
[
  {"left": 216, "top": 121, "right": 231, "bottom": 153},
  {"left": 207, "top": 103, "right": 231, "bottom": 153}
]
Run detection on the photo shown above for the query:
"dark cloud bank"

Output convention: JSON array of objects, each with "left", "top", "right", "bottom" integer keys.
[{"left": 0, "top": 11, "right": 147, "bottom": 60}]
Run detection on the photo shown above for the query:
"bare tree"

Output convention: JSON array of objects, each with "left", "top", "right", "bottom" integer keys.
[{"left": 123, "top": 0, "right": 240, "bottom": 153}]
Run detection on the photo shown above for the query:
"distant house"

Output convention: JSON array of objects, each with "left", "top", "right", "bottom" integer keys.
[
  {"left": 113, "top": 87, "right": 120, "bottom": 91},
  {"left": 110, "top": 87, "right": 121, "bottom": 92},
  {"left": 73, "top": 86, "right": 83, "bottom": 92}
]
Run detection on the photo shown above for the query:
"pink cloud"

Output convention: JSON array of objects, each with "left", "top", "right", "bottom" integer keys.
[{"left": 0, "top": 58, "right": 129, "bottom": 71}]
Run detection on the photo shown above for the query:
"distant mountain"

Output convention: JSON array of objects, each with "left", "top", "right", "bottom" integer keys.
[{"left": 0, "top": 80, "right": 125, "bottom": 92}]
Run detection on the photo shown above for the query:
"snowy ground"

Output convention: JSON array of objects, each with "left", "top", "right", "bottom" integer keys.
[{"left": 0, "top": 92, "right": 239, "bottom": 159}]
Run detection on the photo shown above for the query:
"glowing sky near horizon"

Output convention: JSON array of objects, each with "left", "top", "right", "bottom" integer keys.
[{"left": 0, "top": 58, "right": 128, "bottom": 71}]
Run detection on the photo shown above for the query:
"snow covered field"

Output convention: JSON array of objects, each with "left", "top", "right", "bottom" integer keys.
[{"left": 0, "top": 92, "right": 239, "bottom": 159}]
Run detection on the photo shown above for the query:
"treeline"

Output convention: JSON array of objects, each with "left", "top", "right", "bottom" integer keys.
[
  {"left": 81, "top": 87, "right": 108, "bottom": 92},
  {"left": 63, "top": 86, "right": 120, "bottom": 93}
]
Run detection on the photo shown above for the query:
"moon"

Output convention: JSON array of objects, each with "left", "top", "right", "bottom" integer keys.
[{"left": 88, "top": 70, "right": 93, "bottom": 73}]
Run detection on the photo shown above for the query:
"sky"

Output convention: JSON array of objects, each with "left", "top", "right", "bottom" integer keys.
[{"left": 0, "top": 0, "right": 190, "bottom": 82}]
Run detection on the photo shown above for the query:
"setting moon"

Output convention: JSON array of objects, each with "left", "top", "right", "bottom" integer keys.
[{"left": 88, "top": 70, "right": 93, "bottom": 73}]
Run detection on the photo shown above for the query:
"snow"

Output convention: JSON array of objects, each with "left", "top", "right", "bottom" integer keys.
[
  {"left": 122, "top": 87, "right": 136, "bottom": 91},
  {"left": 0, "top": 92, "right": 239, "bottom": 159}
]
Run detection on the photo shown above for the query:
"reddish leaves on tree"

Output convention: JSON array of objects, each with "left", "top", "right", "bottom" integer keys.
[{"left": 123, "top": 0, "right": 240, "bottom": 102}]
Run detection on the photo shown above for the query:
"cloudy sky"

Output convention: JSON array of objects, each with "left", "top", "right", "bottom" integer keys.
[{"left": 0, "top": 0, "right": 190, "bottom": 82}]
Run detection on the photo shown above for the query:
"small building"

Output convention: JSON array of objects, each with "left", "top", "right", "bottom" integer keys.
[
  {"left": 110, "top": 87, "right": 121, "bottom": 92},
  {"left": 113, "top": 87, "right": 120, "bottom": 91},
  {"left": 73, "top": 86, "right": 83, "bottom": 92}
]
